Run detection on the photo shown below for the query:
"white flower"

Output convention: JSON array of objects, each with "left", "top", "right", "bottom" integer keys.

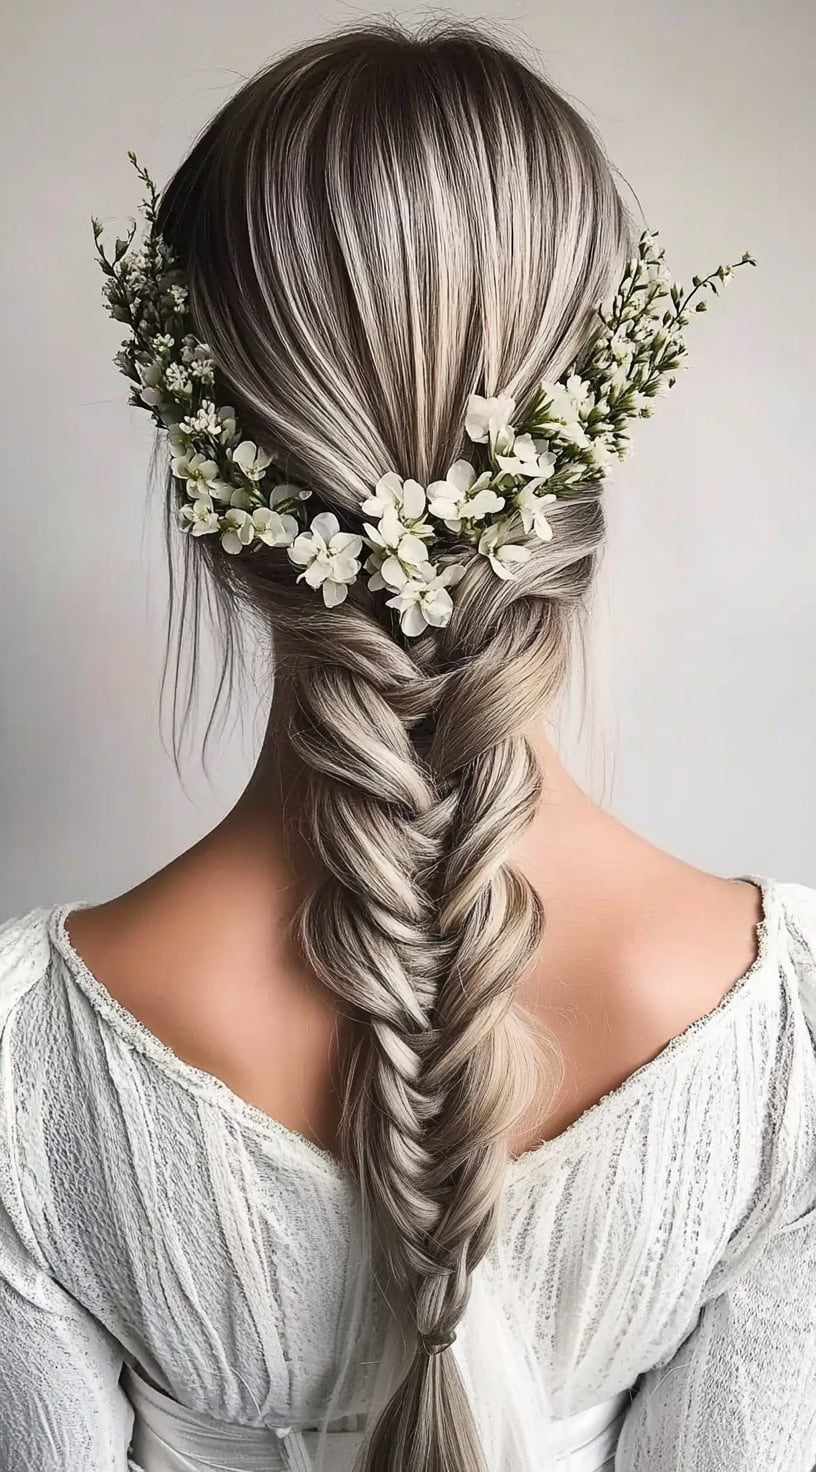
[
  {"left": 477, "top": 521, "right": 533, "bottom": 581},
  {"left": 496, "top": 434, "right": 556, "bottom": 486},
  {"left": 179, "top": 497, "right": 220, "bottom": 537},
  {"left": 164, "top": 362, "right": 193, "bottom": 396},
  {"left": 138, "top": 362, "right": 165, "bottom": 408},
  {"left": 606, "top": 361, "right": 632, "bottom": 393},
  {"left": 232, "top": 440, "right": 272, "bottom": 481},
  {"left": 220, "top": 507, "right": 255, "bottom": 555},
  {"left": 170, "top": 452, "right": 229, "bottom": 501},
  {"left": 608, "top": 329, "right": 635, "bottom": 364},
  {"left": 587, "top": 437, "right": 618, "bottom": 472},
  {"left": 537, "top": 377, "right": 593, "bottom": 446},
  {"left": 384, "top": 559, "right": 466, "bottom": 637},
  {"left": 178, "top": 400, "right": 221, "bottom": 438},
  {"left": 269, "top": 482, "right": 310, "bottom": 510},
  {"left": 465, "top": 393, "right": 517, "bottom": 452},
  {"left": 364, "top": 506, "right": 428, "bottom": 591},
  {"left": 190, "top": 358, "right": 215, "bottom": 385},
  {"left": 251, "top": 507, "right": 299, "bottom": 546},
  {"left": 288, "top": 511, "right": 363, "bottom": 607},
  {"left": 516, "top": 487, "right": 558, "bottom": 540},
  {"left": 360, "top": 472, "right": 427, "bottom": 524},
  {"left": 564, "top": 373, "right": 595, "bottom": 412},
  {"left": 629, "top": 390, "right": 652, "bottom": 416},
  {"left": 217, "top": 406, "right": 238, "bottom": 445},
  {"left": 426, "top": 460, "right": 503, "bottom": 529}
]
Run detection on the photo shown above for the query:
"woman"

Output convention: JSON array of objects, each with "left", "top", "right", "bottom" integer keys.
[{"left": 1, "top": 22, "right": 814, "bottom": 1472}]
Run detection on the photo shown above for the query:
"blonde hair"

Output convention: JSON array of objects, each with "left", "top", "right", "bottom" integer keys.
[{"left": 157, "top": 21, "right": 632, "bottom": 1471}]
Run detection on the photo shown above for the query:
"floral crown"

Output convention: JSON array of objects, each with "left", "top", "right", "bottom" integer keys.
[{"left": 93, "top": 156, "right": 754, "bottom": 638}]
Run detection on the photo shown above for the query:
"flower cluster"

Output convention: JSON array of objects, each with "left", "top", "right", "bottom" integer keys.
[{"left": 95, "top": 156, "right": 754, "bottom": 637}]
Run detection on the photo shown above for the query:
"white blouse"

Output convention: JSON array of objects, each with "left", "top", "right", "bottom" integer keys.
[{"left": 1, "top": 874, "right": 815, "bottom": 1472}]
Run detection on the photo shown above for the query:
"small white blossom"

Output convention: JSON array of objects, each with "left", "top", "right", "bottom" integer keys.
[
  {"left": 426, "top": 459, "right": 503, "bottom": 530},
  {"left": 220, "top": 507, "right": 256, "bottom": 555},
  {"left": 537, "top": 378, "right": 592, "bottom": 446},
  {"left": 232, "top": 440, "right": 272, "bottom": 481},
  {"left": 587, "top": 437, "right": 619, "bottom": 472},
  {"left": 137, "top": 360, "right": 164, "bottom": 406},
  {"left": 606, "top": 361, "right": 632, "bottom": 393},
  {"left": 477, "top": 522, "right": 533, "bottom": 581},
  {"left": 251, "top": 507, "right": 299, "bottom": 546},
  {"left": 164, "top": 362, "right": 193, "bottom": 396},
  {"left": 268, "top": 482, "right": 309, "bottom": 510},
  {"left": 384, "top": 559, "right": 466, "bottom": 637},
  {"left": 516, "top": 487, "right": 558, "bottom": 540},
  {"left": 288, "top": 511, "right": 363, "bottom": 607},
  {"left": 465, "top": 393, "right": 517, "bottom": 453},
  {"left": 364, "top": 506, "right": 428, "bottom": 591},
  {"left": 170, "top": 452, "right": 229, "bottom": 501},
  {"left": 178, "top": 400, "right": 220, "bottom": 438},
  {"left": 608, "top": 329, "right": 635, "bottom": 365},
  {"left": 217, "top": 406, "right": 238, "bottom": 444},
  {"left": 496, "top": 434, "right": 556, "bottom": 487},
  {"left": 360, "top": 472, "right": 428, "bottom": 526},
  {"left": 629, "top": 390, "right": 652, "bottom": 415},
  {"left": 179, "top": 497, "right": 220, "bottom": 537},
  {"left": 189, "top": 358, "right": 215, "bottom": 385},
  {"left": 169, "top": 284, "right": 188, "bottom": 312}
]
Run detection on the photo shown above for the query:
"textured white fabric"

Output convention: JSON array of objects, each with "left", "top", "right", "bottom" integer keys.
[
  {"left": 122, "top": 1360, "right": 626, "bottom": 1471},
  {"left": 0, "top": 874, "right": 815, "bottom": 1472}
]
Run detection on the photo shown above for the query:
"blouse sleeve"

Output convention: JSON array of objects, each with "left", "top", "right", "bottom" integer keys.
[
  {"left": 0, "top": 909, "right": 134, "bottom": 1471},
  {"left": 614, "top": 1206, "right": 816, "bottom": 1470},
  {"left": 615, "top": 879, "right": 816, "bottom": 1472},
  {"left": 0, "top": 1208, "right": 135, "bottom": 1470}
]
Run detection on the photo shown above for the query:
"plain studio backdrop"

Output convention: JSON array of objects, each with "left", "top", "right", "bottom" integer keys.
[{"left": 0, "top": 1, "right": 813, "bottom": 915}]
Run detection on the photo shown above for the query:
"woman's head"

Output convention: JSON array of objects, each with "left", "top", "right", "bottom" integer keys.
[
  {"left": 156, "top": 22, "right": 630, "bottom": 622},
  {"left": 154, "top": 21, "right": 631, "bottom": 1472}
]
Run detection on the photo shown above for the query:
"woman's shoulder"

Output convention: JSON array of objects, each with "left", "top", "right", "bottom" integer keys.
[
  {"left": 774, "top": 875, "right": 816, "bottom": 967},
  {"left": 0, "top": 903, "right": 57, "bottom": 1024}
]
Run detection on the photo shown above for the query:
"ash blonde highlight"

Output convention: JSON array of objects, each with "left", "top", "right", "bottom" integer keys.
[{"left": 156, "top": 21, "right": 632, "bottom": 1471}]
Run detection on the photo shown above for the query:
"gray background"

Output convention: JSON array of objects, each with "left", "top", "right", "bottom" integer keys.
[{"left": 1, "top": 0, "right": 814, "bottom": 915}]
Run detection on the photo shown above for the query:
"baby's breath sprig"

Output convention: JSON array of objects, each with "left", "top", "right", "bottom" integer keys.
[
  {"left": 95, "top": 157, "right": 754, "bottom": 637},
  {"left": 93, "top": 156, "right": 318, "bottom": 568}
]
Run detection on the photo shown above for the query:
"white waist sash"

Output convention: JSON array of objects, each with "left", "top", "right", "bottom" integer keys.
[{"left": 123, "top": 1361, "right": 627, "bottom": 1472}]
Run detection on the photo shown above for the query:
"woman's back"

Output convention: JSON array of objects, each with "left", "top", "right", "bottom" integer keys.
[{"left": 2, "top": 872, "right": 816, "bottom": 1471}]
